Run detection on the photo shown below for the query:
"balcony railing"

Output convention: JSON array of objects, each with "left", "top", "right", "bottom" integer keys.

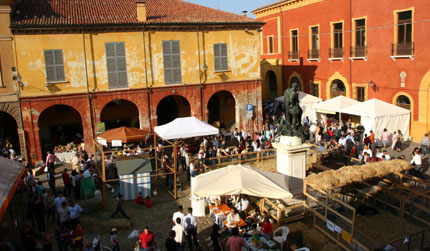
[
  {"left": 392, "top": 43, "right": 414, "bottom": 56},
  {"left": 288, "top": 50, "right": 299, "bottom": 60},
  {"left": 307, "top": 49, "right": 320, "bottom": 59},
  {"left": 329, "top": 47, "right": 344, "bottom": 58},
  {"left": 350, "top": 46, "right": 367, "bottom": 58}
]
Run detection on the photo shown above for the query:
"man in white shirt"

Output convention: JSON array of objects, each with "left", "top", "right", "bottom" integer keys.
[
  {"left": 184, "top": 208, "right": 198, "bottom": 251},
  {"left": 411, "top": 148, "right": 423, "bottom": 173},
  {"left": 227, "top": 208, "right": 240, "bottom": 236},
  {"left": 172, "top": 205, "right": 185, "bottom": 227},
  {"left": 241, "top": 129, "right": 247, "bottom": 140},
  {"left": 381, "top": 150, "right": 391, "bottom": 160},
  {"left": 338, "top": 135, "right": 347, "bottom": 149},
  {"left": 172, "top": 217, "right": 187, "bottom": 250},
  {"left": 53, "top": 191, "right": 67, "bottom": 213},
  {"left": 234, "top": 195, "right": 249, "bottom": 212},
  {"left": 362, "top": 145, "right": 373, "bottom": 158},
  {"left": 68, "top": 200, "right": 83, "bottom": 226}
]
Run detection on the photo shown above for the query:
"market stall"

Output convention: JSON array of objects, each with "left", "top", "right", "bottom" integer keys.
[
  {"left": 154, "top": 116, "right": 219, "bottom": 140},
  {"left": 314, "top": 95, "right": 360, "bottom": 123},
  {"left": 339, "top": 98, "right": 411, "bottom": 139}
]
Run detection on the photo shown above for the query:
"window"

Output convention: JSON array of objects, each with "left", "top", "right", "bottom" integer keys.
[
  {"left": 312, "top": 83, "right": 319, "bottom": 97},
  {"left": 330, "top": 22, "right": 343, "bottom": 58},
  {"left": 44, "top": 49, "right": 65, "bottom": 83},
  {"left": 289, "top": 30, "right": 299, "bottom": 60},
  {"left": 396, "top": 95, "right": 411, "bottom": 110},
  {"left": 309, "top": 26, "right": 319, "bottom": 59},
  {"left": 105, "top": 42, "right": 128, "bottom": 89},
  {"left": 353, "top": 19, "right": 366, "bottom": 57},
  {"left": 393, "top": 10, "right": 413, "bottom": 56},
  {"left": 162, "top": 40, "right": 182, "bottom": 84},
  {"left": 268, "top": 36, "right": 274, "bottom": 54},
  {"left": 398, "top": 11, "right": 412, "bottom": 44},
  {"left": 357, "top": 87, "right": 365, "bottom": 101},
  {"left": 214, "top": 43, "right": 228, "bottom": 71}
]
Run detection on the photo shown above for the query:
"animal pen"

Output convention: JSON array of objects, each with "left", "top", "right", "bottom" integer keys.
[{"left": 304, "top": 159, "right": 430, "bottom": 250}]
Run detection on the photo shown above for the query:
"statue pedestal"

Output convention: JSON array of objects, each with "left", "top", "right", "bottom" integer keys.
[{"left": 273, "top": 136, "right": 311, "bottom": 195}]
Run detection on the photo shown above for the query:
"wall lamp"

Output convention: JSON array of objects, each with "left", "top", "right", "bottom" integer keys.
[{"left": 369, "top": 80, "right": 379, "bottom": 91}]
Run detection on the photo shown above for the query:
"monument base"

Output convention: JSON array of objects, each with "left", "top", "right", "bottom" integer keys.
[{"left": 274, "top": 136, "right": 311, "bottom": 195}]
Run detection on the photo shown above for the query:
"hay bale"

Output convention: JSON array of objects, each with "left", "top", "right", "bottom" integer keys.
[{"left": 104, "top": 219, "right": 131, "bottom": 230}]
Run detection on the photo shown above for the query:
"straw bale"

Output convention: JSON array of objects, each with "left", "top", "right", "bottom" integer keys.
[{"left": 305, "top": 159, "right": 410, "bottom": 191}]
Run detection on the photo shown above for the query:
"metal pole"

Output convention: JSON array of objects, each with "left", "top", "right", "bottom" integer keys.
[
  {"left": 142, "top": 26, "right": 152, "bottom": 131},
  {"left": 102, "top": 151, "right": 107, "bottom": 208},
  {"left": 82, "top": 27, "right": 96, "bottom": 140},
  {"left": 197, "top": 27, "right": 204, "bottom": 119},
  {"left": 173, "top": 142, "right": 178, "bottom": 199}
]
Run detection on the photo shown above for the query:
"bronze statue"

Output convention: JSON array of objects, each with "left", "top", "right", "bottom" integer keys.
[{"left": 279, "top": 81, "right": 307, "bottom": 140}]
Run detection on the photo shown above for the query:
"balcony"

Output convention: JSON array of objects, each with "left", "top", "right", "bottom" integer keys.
[
  {"left": 329, "top": 48, "right": 344, "bottom": 61},
  {"left": 391, "top": 43, "right": 414, "bottom": 60},
  {"left": 307, "top": 49, "right": 320, "bottom": 61},
  {"left": 288, "top": 51, "right": 299, "bottom": 62},
  {"left": 350, "top": 46, "right": 367, "bottom": 61}
]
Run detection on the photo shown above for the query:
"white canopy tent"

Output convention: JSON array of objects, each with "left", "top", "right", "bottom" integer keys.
[
  {"left": 275, "top": 91, "right": 322, "bottom": 122},
  {"left": 313, "top": 95, "right": 361, "bottom": 123},
  {"left": 340, "top": 99, "right": 410, "bottom": 138},
  {"left": 192, "top": 164, "right": 293, "bottom": 200},
  {"left": 154, "top": 116, "right": 219, "bottom": 140}
]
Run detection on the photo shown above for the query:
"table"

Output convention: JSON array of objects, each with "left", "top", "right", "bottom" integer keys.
[
  {"left": 209, "top": 204, "right": 247, "bottom": 229},
  {"left": 55, "top": 151, "right": 76, "bottom": 163},
  {"left": 244, "top": 236, "right": 279, "bottom": 251}
]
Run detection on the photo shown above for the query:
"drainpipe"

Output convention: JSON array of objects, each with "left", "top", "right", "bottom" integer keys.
[
  {"left": 82, "top": 26, "right": 96, "bottom": 140},
  {"left": 280, "top": 6, "right": 285, "bottom": 91},
  {"left": 349, "top": 0, "right": 353, "bottom": 98},
  {"left": 197, "top": 26, "right": 203, "bottom": 119},
  {"left": 142, "top": 26, "right": 152, "bottom": 131}
]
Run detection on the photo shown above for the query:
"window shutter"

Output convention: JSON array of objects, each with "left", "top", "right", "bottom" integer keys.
[
  {"left": 44, "top": 50, "right": 65, "bottom": 82},
  {"left": 221, "top": 44, "right": 228, "bottom": 70},
  {"left": 105, "top": 42, "right": 128, "bottom": 89},
  {"left": 214, "top": 43, "right": 228, "bottom": 71},
  {"left": 163, "top": 40, "right": 182, "bottom": 84},
  {"left": 54, "top": 50, "right": 65, "bottom": 81}
]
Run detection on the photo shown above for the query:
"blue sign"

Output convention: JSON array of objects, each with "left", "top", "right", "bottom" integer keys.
[{"left": 246, "top": 104, "right": 253, "bottom": 111}]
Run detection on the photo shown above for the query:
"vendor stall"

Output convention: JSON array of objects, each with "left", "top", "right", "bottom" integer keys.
[
  {"left": 339, "top": 98, "right": 410, "bottom": 139},
  {"left": 314, "top": 95, "right": 360, "bottom": 123},
  {"left": 116, "top": 155, "right": 152, "bottom": 201},
  {"left": 154, "top": 116, "right": 219, "bottom": 140}
]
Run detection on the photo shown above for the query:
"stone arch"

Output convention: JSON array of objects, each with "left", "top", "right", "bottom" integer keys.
[
  {"left": 0, "top": 111, "right": 21, "bottom": 155},
  {"left": 326, "top": 72, "right": 350, "bottom": 99},
  {"left": 207, "top": 90, "right": 236, "bottom": 130},
  {"left": 37, "top": 104, "right": 83, "bottom": 153},
  {"left": 287, "top": 71, "right": 304, "bottom": 91},
  {"left": 266, "top": 71, "right": 278, "bottom": 100},
  {"left": 156, "top": 95, "right": 191, "bottom": 126},
  {"left": 100, "top": 99, "right": 140, "bottom": 130},
  {"left": 0, "top": 103, "right": 21, "bottom": 125},
  {"left": 392, "top": 91, "right": 414, "bottom": 121}
]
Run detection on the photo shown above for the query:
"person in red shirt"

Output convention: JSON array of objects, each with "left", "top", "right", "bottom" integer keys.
[
  {"left": 261, "top": 216, "right": 272, "bottom": 240},
  {"left": 139, "top": 226, "right": 157, "bottom": 250},
  {"left": 136, "top": 192, "right": 143, "bottom": 208},
  {"left": 61, "top": 168, "right": 72, "bottom": 197},
  {"left": 226, "top": 228, "right": 245, "bottom": 251},
  {"left": 145, "top": 196, "right": 152, "bottom": 208}
]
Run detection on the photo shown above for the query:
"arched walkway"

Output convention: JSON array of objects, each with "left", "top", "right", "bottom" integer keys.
[
  {"left": 157, "top": 95, "right": 191, "bottom": 126},
  {"left": 38, "top": 105, "right": 83, "bottom": 153},
  {"left": 267, "top": 71, "right": 277, "bottom": 100},
  {"left": 100, "top": 99, "right": 140, "bottom": 130},
  {"left": 396, "top": 95, "right": 411, "bottom": 110},
  {"left": 0, "top": 111, "right": 20, "bottom": 155},
  {"left": 207, "top": 91, "right": 236, "bottom": 129},
  {"left": 330, "top": 79, "right": 346, "bottom": 98}
]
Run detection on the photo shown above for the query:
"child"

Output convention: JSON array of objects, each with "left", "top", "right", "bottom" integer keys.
[
  {"left": 136, "top": 192, "right": 143, "bottom": 208},
  {"left": 110, "top": 228, "right": 119, "bottom": 251},
  {"left": 134, "top": 241, "right": 141, "bottom": 251},
  {"left": 145, "top": 196, "right": 152, "bottom": 208}
]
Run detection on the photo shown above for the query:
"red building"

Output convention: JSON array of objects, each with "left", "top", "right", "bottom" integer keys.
[{"left": 254, "top": 0, "right": 430, "bottom": 141}]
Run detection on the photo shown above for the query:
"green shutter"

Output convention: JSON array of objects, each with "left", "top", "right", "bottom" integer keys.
[
  {"left": 163, "top": 40, "right": 182, "bottom": 84},
  {"left": 105, "top": 42, "right": 128, "bottom": 89}
]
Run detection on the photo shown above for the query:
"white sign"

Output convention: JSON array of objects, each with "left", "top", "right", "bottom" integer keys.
[
  {"left": 247, "top": 110, "right": 253, "bottom": 118},
  {"left": 111, "top": 140, "right": 122, "bottom": 147},
  {"left": 97, "top": 139, "right": 107, "bottom": 146}
]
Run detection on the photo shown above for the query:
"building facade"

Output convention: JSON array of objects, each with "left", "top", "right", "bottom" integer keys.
[
  {"left": 11, "top": 0, "right": 263, "bottom": 163},
  {"left": 0, "top": 0, "right": 26, "bottom": 160},
  {"left": 254, "top": 0, "right": 430, "bottom": 141}
]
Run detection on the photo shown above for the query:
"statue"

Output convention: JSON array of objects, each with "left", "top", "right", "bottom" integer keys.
[{"left": 279, "top": 81, "right": 307, "bottom": 141}]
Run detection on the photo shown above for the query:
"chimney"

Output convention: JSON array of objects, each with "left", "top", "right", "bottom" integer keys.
[
  {"left": 242, "top": 11, "right": 248, "bottom": 17},
  {"left": 136, "top": 1, "right": 147, "bottom": 22}
]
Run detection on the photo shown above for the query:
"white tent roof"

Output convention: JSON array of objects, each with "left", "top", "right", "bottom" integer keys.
[
  {"left": 275, "top": 91, "right": 322, "bottom": 104},
  {"left": 339, "top": 98, "right": 410, "bottom": 118},
  {"left": 154, "top": 116, "right": 219, "bottom": 140},
  {"left": 192, "top": 164, "right": 293, "bottom": 200},
  {"left": 314, "top": 95, "right": 360, "bottom": 114}
]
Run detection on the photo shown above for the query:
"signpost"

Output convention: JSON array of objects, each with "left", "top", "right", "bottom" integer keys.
[{"left": 246, "top": 104, "right": 253, "bottom": 119}]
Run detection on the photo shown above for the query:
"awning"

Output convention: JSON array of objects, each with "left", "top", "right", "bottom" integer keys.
[
  {"left": 0, "top": 158, "right": 25, "bottom": 221},
  {"left": 154, "top": 117, "right": 219, "bottom": 140}
]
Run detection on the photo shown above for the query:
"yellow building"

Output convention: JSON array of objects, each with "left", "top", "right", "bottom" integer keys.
[
  {"left": 10, "top": 0, "right": 264, "bottom": 162},
  {"left": 0, "top": 0, "right": 26, "bottom": 159}
]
